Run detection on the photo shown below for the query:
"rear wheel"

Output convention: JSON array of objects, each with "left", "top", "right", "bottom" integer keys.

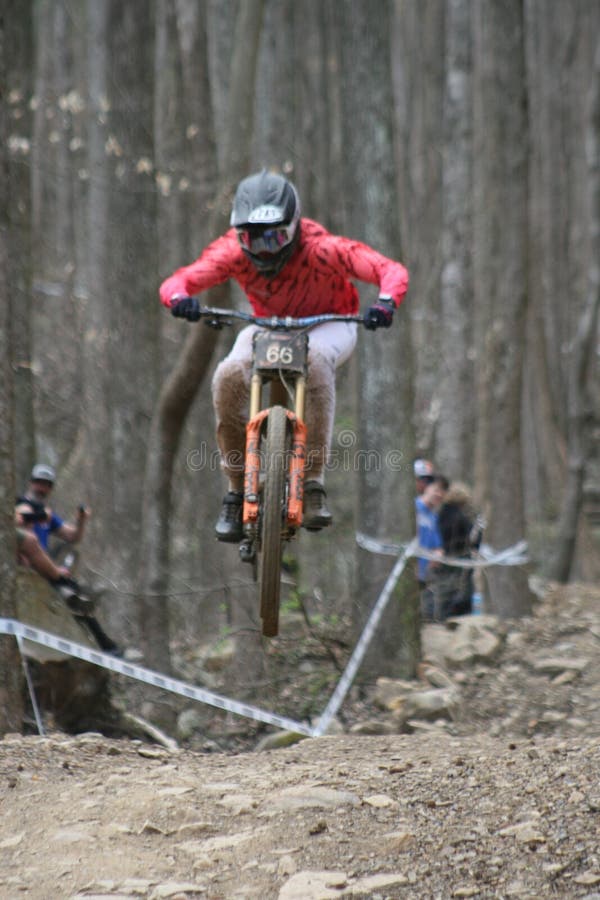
[{"left": 258, "top": 406, "right": 289, "bottom": 637}]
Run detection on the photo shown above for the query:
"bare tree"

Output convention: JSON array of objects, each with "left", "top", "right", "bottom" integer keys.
[
  {"left": 7, "top": 0, "right": 35, "bottom": 487},
  {"left": 60, "top": 1, "right": 160, "bottom": 652},
  {"left": 337, "top": 0, "right": 417, "bottom": 676},
  {"left": 522, "top": 1, "right": 594, "bottom": 544},
  {"left": 100, "top": 1, "right": 158, "bottom": 609},
  {"left": 392, "top": 0, "right": 445, "bottom": 459},
  {"left": 79, "top": 0, "right": 113, "bottom": 561},
  {"left": 0, "top": 1, "right": 24, "bottom": 734},
  {"left": 436, "top": 0, "right": 475, "bottom": 480},
  {"left": 548, "top": 37, "right": 600, "bottom": 581},
  {"left": 472, "top": 0, "right": 532, "bottom": 617},
  {"left": 30, "top": 1, "right": 83, "bottom": 473}
]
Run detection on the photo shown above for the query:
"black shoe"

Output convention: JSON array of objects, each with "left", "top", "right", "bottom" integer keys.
[
  {"left": 303, "top": 481, "right": 332, "bottom": 531},
  {"left": 215, "top": 491, "right": 244, "bottom": 543},
  {"left": 83, "top": 616, "right": 121, "bottom": 655}
]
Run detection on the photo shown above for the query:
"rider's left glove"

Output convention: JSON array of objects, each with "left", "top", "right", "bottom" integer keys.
[
  {"left": 170, "top": 294, "right": 201, "bottom": 321},
  {"left": 364, "top": 296, "right": 395, "bottom": 330}
]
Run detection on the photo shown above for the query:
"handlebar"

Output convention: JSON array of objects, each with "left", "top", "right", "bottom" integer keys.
[{"left": 196, "top": 305, "right": 367, "bottom": 331}]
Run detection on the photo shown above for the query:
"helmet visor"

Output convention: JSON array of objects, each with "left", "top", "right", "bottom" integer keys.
[{"left": 236, "top": 225, "right": 295, "bottom": 256}]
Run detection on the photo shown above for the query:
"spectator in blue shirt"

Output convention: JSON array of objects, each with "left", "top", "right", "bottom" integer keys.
[
  {"left": 415, "top": 474, "right": 448, "bottom": 620},
  {"left": 21, "top": 464, "right": 90, "bottom": 552}
]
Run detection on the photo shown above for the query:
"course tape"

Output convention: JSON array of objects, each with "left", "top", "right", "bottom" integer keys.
[
  {"left": 356, "top": 533, "right": 529, "bottom": 568},
  {"left": 0, "top": 618, "right": 313, "bottom": 738},
  {"left": 313, "top": 538, "right": 418, "bottom": 737}
]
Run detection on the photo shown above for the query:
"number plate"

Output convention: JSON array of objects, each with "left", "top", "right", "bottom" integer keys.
[{"left": 253, "top": 332, "right": 308, "bottom": 373}]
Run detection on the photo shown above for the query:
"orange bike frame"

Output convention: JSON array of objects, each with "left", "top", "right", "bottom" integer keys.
[{"left": 243, "top": 410, "right": 307, "bottom": 528}]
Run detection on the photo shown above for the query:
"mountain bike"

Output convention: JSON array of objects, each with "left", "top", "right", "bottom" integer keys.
[{"left": 197, "top": 305, "right": 365, "bottom": 637}]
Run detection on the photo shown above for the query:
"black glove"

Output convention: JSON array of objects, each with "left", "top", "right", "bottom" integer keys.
[
  {"left": 364, "top": 297, "right": 395, "bottom": 330},
  {"left": 170, "top": 295, "right": 201, "bottom": 321}
]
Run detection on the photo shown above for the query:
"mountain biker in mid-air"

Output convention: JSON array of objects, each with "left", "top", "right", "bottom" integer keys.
[{"left": 159, "top": 169, "right": 409, "bottom": 543}]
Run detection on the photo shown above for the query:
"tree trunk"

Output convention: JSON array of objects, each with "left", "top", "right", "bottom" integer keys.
[
  {"left": 436, "top": 0, "right": 475, "bottom": 480},
  {"left": 548, "top": 39, "right": 600, "bottom": 581},
  {"left": 81, "top": 0, "right": 113, "bottom": 556},
  {"left": 30, "top": 1, "right": 84, "bottom": 472},
  {"left": 523, "top": 2, "right": 599, "bottom": 555},
  {"left": 7, "top": 0, "right": 35, "bottom": 486},
  {"left": 101, "top": 1, "right": 158, "bottom": 632},
  {"left": 472, "top": 0, "right": 533, "bottom": 617},
  {"left": 0, "top": 1, "right": 24, "bottom": 733},
  {"left": 392, "top": 0, "right": 445, "bottom": 460},
  {"left": 40, "top": 1, "right": 161, "bottom": 660},
  {"left": 175, "top": 0, "right": 218, "bottom": 251},
  {"left": 523, "top": 302, "right": 567, "bottom": 520},
  {"left": 338, "top": 0, "right": 417, "bottom": 677}
]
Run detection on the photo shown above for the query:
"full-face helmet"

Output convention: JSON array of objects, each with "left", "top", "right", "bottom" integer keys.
[{"left": 231, "top": 170, "right": 300, "bottom": 277}]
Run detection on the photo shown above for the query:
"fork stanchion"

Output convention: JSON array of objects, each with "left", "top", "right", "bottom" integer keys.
[
  {"left": 286, "top": 413, "right": 306, "bottom": 527},
  {"left": 242, "top": 411, "right": 269, "bottom": 525}
]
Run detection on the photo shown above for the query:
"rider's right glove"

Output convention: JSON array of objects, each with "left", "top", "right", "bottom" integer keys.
[
  {"left": 170, "top": 294, "right": 201, "bottom": 321},
  {"left": 364, "top": 296, "right": 395, "bottom": 330}
]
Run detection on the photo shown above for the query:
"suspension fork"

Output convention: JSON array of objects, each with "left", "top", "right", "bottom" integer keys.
[{"left": 243, "top": 373, "right": 307, "bottom": 528}]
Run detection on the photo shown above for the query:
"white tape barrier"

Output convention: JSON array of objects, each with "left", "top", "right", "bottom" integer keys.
[
  {"left": 0, "top": 618, "right": 313, "bottom": 738},
  {"left": 2, "top": 534, "right": 527, "bottom": 741},
  {"left": 356, "top": 532, "right": 529, "bottom": 568},
  {"left": 312, "top": 538, "right": 419, "bottom": 737},
  {"left": 17, "top": 635, "right": 45, "bottom": 736}
]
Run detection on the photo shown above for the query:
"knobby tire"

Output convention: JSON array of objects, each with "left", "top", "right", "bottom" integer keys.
[{"left": 259, "top": 406, "right": 289, "bottom": 637}]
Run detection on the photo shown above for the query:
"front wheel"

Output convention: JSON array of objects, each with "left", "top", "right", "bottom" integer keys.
[{"left": 258, "top": 405, "right": 289, "bottom": 637}]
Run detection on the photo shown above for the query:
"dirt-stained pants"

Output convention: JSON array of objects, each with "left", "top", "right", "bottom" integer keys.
[{"left": 211, "top": 321, "right": 357, "bottom": 490}]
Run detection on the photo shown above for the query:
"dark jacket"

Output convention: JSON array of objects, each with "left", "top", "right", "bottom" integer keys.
[{"left": 438, "top": 502, "right": 474, "bottom": 557}]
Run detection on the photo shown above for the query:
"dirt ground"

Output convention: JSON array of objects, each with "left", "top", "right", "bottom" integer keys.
[{"left": 1, "top": 581, "right": 599, "bottom": 900}]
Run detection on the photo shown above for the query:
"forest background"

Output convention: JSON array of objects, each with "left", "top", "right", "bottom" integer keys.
[{"left": 0, "top": 0, "right": 598, "bottom": 724}]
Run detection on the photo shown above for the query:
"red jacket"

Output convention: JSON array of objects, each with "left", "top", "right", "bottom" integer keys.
[{"left": 159, "top": 218, "right": 409, "bottom": 317}]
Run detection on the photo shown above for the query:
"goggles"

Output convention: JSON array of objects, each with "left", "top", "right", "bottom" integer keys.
[{"left": 236, "top": 225, "right": 295, "bottom": 256}]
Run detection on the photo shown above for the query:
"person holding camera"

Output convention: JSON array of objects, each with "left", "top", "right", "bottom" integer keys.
[
  {"left": 15, "top": 501, "right": 72, "bottom": 583},
  {"left": 20, "top": 463, "right": 90, "bottom": 552},
  {"left": 15, "top": 500, "right": 120, "bottom": 654}
]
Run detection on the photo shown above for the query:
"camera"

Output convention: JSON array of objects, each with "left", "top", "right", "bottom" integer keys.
[
  {"left": 16, "top": 498, "right": 48, "bottom": 524},
  {"left": 21, "top": 509, "right": 48, "bottom": 524}
]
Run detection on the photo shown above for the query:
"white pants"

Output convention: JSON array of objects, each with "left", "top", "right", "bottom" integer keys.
[{"left": 211, "top": 321, "right": 357, "bottom": 489}]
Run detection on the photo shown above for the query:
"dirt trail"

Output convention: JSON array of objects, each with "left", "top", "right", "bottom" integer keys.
[{"left": 1, "top": 582, "right": 599, "bottom": 899}]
